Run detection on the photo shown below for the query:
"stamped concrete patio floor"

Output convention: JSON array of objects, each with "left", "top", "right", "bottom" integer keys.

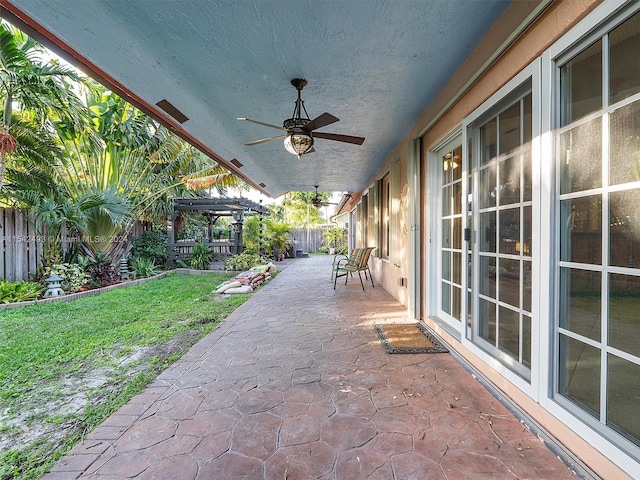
[{"left": 43, "top": 255, "right": 581, "bottom": 480}]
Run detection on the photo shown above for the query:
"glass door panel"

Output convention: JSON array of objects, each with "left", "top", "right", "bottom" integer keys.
[
  {"left": 473, "top": 89, "right": 533, "bottom": 379},
  {"left": 555, "top": 13, "right": 640, "bottom": 450},
  {"left": 438, "top": 140, "right": 465, "bottom": 326}
]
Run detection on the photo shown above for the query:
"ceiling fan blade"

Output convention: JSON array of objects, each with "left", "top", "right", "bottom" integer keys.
[
  {"left": 313, "top": 131, "right": 365, "bottom": 145},
  {"left": 237, "top": 117, "right": 286, "bottom": 131},
  {"left": 303, "top": 112, "right": 339, "bottom": 132},
  {"left": 245, "top": 134, "right": 287, "bottom": 146}
]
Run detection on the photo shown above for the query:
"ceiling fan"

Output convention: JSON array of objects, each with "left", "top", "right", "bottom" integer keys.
[
  {"left": 311, "top": 185, "right": 342, "bottom": 209},
  {"left": 238, "top": 78, "right": 365, "bottom": 158}
]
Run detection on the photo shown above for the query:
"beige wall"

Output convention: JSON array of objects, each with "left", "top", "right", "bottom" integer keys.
[
  {"left": 366, "top": 1, "right": 604, "bottom": 307},
  {"left": 422, "top": 0, "right": 601, "bottom": 148},
  {"left": 362, "top": 0, "right": 636, "bottom": 478},
  {"left": 418, "top": 0, "right": 602, "bottom": 343}
]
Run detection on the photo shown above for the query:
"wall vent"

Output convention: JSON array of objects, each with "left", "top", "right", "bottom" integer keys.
[
  {"left": 259, "top": 183, "right": 266, "bottom": 188},
  {"left": 155, "top": 99, "right": 189, "bottom": 124},
  {"left": 230, "top": 158, "right": 243, "bottom": 168}
]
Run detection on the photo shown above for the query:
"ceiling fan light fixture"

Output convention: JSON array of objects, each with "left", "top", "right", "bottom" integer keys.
[{"left": 284, "top": 132, "right": 314, "bottom": 158}]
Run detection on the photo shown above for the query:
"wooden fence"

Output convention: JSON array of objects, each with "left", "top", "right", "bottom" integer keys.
[
  {"left": 1, "top": 207, "right": 331, "bottom": 280},
  {"left": 0, "top": 208, "right": 149, "bottom": 282},
  {"left": 290, "top": 227, "right": 326, "bottom": 254},
  {"left": 0, "top": 208, "right": 43, "bottom": 282}
]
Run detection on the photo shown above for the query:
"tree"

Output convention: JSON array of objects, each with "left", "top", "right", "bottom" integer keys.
[
  {"left": 278, "top": 190, "right": 330, "bottom": 249},
  {"left": 281, "top": 191, "right": 327, "bottom": 228},
  {"left": 0, "top": 21, "right": 90, "bottom": 192}
]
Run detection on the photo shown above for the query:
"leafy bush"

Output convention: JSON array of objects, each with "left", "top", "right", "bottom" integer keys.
[
  {"left": 242, "top": 215, "right": 267, "bottom": 254},
  {"left": 176, "top": 212, "right": 208, "bottom": 242},
  {"left": 131, "top": 226, "right": 168, "bottom": 268},
  {"left": 78, "top": 253, "right": 116, "bottom": 287},
  {"left": 0, "top": 281, "right": 44, "bottom": 304},
  {"left": 189, "top": 242, "right": 213, "bottom": 270},
  {"left": 45, "top": 263, "right": 88, "bottom": 293},
  {"left": 129, "top": 257, "right": 161, "bottom": 279},
  {"left": 224, "top": 252, "right": 271, "bottom": 271}
]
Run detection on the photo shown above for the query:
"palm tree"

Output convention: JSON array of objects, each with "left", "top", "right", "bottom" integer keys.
[
  {"left": 282, "top": 191, "right": 327, "bottom": 227},
  {"left": 0, "top": 21, "right": 91, "bottom": 192},
  {"left": 52, "top": 88, "right": 245, "bottom": 258},
  {"left": 265, "top": 220, "right": 292, "bottom": 261},
  {"left": 3, "top": 113, "right": 127, "bottom": 267}
]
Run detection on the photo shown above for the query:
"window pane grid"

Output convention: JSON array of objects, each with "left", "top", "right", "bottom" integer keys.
[{"left": 556, "top": 10, "right": 640, "bottom": 450}]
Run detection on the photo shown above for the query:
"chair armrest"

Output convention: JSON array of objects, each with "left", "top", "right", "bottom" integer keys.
[
  {"left": 332, "top": 254, "right": 348, "bottom": 264},
  {"left": 335, "top": 257, "right": 351, "bottom": 268}
]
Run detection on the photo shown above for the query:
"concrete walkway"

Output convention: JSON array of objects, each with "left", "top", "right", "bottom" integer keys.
[{"left": 43, "top": 255, "right": 581, "bottom": 479}]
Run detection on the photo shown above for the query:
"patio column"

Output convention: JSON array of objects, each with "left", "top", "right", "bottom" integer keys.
[
  {"left": 167, "top": 211, "right": 176, "bottom": 267},
  {"left": 231, "top": 210, "right": 244, "bottom": 254},
  {"left": 407, "top": 137, "right": 421, "bottom": 321}
]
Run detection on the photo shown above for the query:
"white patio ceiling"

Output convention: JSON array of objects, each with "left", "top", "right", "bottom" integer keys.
[{"left": 2, "top": 0, "right": 510, "bottom": 197}]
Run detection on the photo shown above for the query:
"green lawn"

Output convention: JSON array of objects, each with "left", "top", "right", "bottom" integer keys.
[{"left": 0, "top": 272, "right": 250, "bottom": 480}]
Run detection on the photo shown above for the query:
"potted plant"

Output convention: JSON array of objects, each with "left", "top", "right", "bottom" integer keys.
[
  {"left": 266, "top": 221, "right": 292, "bottom": 261},
  {"left": 323, "top": 227, "right": 346, "bottom": 255}
]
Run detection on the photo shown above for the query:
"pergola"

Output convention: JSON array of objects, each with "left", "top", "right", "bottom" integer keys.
[{"left": 168, "top": 197, "right": 269, "bottom": 266}]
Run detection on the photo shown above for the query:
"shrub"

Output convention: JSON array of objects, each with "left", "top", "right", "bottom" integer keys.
[
  {"left": 189, "top": 242, "right": 213, "bottom": 270},
  {"left": 224, "top": 252, "right": 271, "bottom": 272},
  {"left": 0, "top": 280, "right": 44, "bottom": 304},
  {"left": 176, "top": 212, "right": 209, "bottom": 242},
  {"left": 129, "top": 257, "right": 161, "bottom": 279},
  {"left": 45, "top": 263, "right": 88, "bottom": 293},
  {"left": 131, "top": 227, "right": 168, "bottom": 268},
  {"left": 242, "top": 215, "right": 267, "bottom": 254},
  {"left": 78, "top": 253, "right": 116, "bottom": 288},
  {"left": 323, "top": 227, "right": 347, "bottom": 254}
]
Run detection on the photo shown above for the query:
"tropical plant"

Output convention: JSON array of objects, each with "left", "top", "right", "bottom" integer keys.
[
  {"left": 175, "top": 211, "right": 208, "bottom": 242},
  {"left": 1, "top": 24, "right": 247, "bottom": 272},
  {"left": 323, "top": 227, "right": 343, "bottom": 248},
  {"left": 242, "top": 215, "right": 266, "bottom": 254},
  {"left": 265, "top": 220, "right": 292, "bottom": 260},
  {"left": 0, "top": 21, "right": 91, "bottom": 192},
  {"left": 224, "top": 252, "right": 271, "bottom": 272},
  {"left": 189, "top": 241, "right": 213, "bottom": 270},
  {"left": 131, "top": 226, "right": 168, "bottom": 268},
  {"left": 44, "top": 263, "right": 88, "bottom": 293},
  {"left": 78, "top": 252, "right": 116, "bottom": 287},
  {"left": 0, "top": 280, "right": 44, "bottom": 303},
  {"left": 129, "top": 257, "right": 161, "bottom": 279},
  {"left": 323, "top": 227, "right": 347, "bottom": 254},
  {"left": 279, "top": 191, "right": 327, "bottom": 227}
]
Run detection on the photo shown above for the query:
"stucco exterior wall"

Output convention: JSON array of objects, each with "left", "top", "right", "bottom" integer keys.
[
  {"left": 422, "top": 0, "right": 602, "bottom": 148},
  {"left": 366, "top": 1, "right": 604, "bottom": 308},
  {"left": 365, "top": 153, "right": 410, "bottom": 306}
]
